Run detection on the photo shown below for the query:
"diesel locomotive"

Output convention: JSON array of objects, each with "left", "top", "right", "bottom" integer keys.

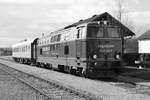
[{"left": 12, "top": 12, "right": 135, "bottom": 78}]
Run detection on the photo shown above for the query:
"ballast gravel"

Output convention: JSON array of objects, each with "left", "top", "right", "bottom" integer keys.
[
  {"left": 0, "top": 58, "right": 150, "bottom": 100},
  {"left": 0, "top": 64, "right": 44, "bottom": 100}
]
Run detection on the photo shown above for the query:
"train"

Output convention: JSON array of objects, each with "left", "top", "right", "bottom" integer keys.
[{"left": 12, "top": 12, "right": 135, "bottom": 78}]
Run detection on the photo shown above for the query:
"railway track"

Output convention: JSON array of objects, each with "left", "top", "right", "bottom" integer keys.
[
  {"left": 1, "top": 56, "right": 150, "bottom": 97},
  {"left": 0, "top": 63, "right": 98, "bottom": 100},
  {"left": 0, "top": 64, "right": 51, "bottom": 100}
]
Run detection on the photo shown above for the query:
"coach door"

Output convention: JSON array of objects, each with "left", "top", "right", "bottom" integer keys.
[
  {"left": 33, "top": 44, "right": 37, "bottom": 59},
  {"left": 32, "top": 39, "right": 38, "bottom": 59}
]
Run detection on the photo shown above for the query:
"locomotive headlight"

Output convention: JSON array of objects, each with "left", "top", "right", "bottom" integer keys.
[
  {"left": 114, "top": 54, "right": 121, "bottom": 60},
  {"left": 115, "top": 54, "right": 120, "bottom": 59},
  {"left": 93, "top": 54, "right": 97, "bottom": 59},
  {"left": 114, "top": 51, "right": 121, "bottom": 60},
  {"left": 94, "top": 62, "right": 97, "bottom": 65}
]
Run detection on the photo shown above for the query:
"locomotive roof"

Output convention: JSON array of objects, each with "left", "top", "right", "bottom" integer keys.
[
  {"left": 12, "top": 38, "right": 38, "bottom": 48},
  {"left": 64, "top": 12, "right": 135, "bottom": 37}
]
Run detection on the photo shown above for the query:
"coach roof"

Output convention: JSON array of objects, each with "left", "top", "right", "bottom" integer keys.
[
  {"left": 12, "top": 38, "right": 38, "bottom": 48},
  {"left": 64, "top": 12, "right": 135, "bottom": 37}
]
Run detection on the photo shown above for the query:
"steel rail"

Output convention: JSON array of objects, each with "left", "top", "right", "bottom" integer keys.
[
  {"left": 0, "top": 65, "right": 52, "bottom": 100},
  {"left": 0, "top": 61, "right": 99, "bottom": 100}
]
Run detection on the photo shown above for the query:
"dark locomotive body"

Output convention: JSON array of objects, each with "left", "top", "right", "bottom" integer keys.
[
  {"left": 85, "top": 23, "right": 123, "bottom": 77},
  {"left": 35, "top": 22, "right": 123, "bottom": 78}
]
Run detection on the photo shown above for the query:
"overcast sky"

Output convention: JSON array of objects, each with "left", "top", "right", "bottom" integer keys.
[{"left": 0, "top": 0, "right": 150, "bottom": 47}]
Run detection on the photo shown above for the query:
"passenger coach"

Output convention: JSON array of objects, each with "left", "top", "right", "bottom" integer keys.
[{"left": 12, "top": 38, "right": 38, "bottom": 64}]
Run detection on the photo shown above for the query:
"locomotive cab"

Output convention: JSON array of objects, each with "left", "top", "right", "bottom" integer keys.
[{"left": 85, "top": 22, "right": 123, "bottom": 77}]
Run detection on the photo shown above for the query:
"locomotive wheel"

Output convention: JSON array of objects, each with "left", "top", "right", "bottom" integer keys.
[
  {"left": 82, "top": 70, "right": 87, "bottom": 78},
  {"left": 47, "top": 64, "right": 52, "bottom": 69},
  {"left": 70, "top": 69, "right": 76, "bottom": 75},
  {"left": 78, "top": 70, "right": 84, "bottom": 77},
  {"left": 30, "top": 62, "right": 34, "bottom": 66},
  {"left": 58, "top": 65, "right": 64, "bottom": 72}
]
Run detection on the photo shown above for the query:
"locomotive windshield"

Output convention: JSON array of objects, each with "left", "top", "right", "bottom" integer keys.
[{"left": 87, "top": 25, "right": 120, "bottom": 38}]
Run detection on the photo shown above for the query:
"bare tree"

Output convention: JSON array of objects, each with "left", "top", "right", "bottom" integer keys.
[
  {"left": 114, "top": 0, "right": 135, "bottom": 31},
  {"left": 116, "top": 0, "right": 124, "bottom": 22}
]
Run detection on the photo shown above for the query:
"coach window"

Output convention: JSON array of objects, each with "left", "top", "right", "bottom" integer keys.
[
  {"left": 26, "top": 46, "right": 28, "bottom": 51},
  {"left": 23, "top": 46, "right": 25, "bottom": 52},
  {"left": 49, "top": 45, "right": 52, "bottom": 51},
  {"left": 64, "top": 45, "right": 69, "bottom": 55},
  {"left": 26, "top": 46, "right": 27, "bottom": 51},
  {"left": 22, "top": 47, "right": 23, "bottom": 52}
]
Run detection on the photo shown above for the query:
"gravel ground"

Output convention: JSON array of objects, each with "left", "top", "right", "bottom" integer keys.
[
  {"left": 0, "top": 64, "right": 43, "bottom": 100},
  {"left": 0, "top": 58, "right": 150, "bottom": 100},
  {"left": 0, "top": 64, "right": 87, "bottom": 100},
  {"left": 0, "top": 56, "right": 12, "bottom": 61}
]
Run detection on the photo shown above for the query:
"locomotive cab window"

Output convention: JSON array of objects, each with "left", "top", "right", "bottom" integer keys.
[
  {"left": 64, "top": 45, "right": 69, "bottom": 55},
  {"left": 87, "top": 25, "right": 120, "bottom": 38},
  {"left": 107, "top": 27, "right": 120, "bottom": 38},
  {"left": 87, "top": 26, "right": 103, "bottom": 38}
]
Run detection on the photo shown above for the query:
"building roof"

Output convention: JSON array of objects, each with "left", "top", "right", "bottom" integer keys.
[
  {"left": 138, "top": 30, "right": 150, "bottom": 40},
  {"left": 64, "top": 12, "right": 135, "bottom": 37}
]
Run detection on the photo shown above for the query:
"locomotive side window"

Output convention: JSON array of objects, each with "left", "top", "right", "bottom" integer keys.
[
  {"left": 64, "top": 45, "right": 69, "bottom": 55},
  {"left": 77, "top": 29, "right": 82, "bottom": 39},
  {"left": 40, "top": 48, "right": 42, "bottom": 55},
  {"left": 50, "top": 34, "right": 61, "bottom": 42},
  {"left": 77, "top": 30, "right": 80, "bottom": 38},
  {"left": 57, "top": 34, "right": 61, "bottom": 41},
  {"left": 51, "top": 36, "right": 54, "bottom": 42}
]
